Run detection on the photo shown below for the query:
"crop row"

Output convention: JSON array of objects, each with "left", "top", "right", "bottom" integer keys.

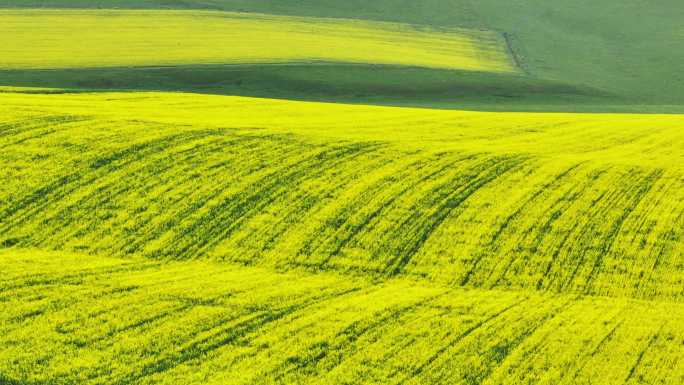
[
  {"left": 1, "top": 94, "right": 683, "bottom": 299},
  {"left": 1, "top": 249, "right": 683, "bottom": 385}
]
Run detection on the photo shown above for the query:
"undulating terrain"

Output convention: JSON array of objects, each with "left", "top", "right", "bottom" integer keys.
[{"left": 1, "top": 1, "right": 683, "bottom": 384}]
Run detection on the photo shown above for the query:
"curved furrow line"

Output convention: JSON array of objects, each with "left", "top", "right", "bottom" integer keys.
[
  {"left": 317, "top": 292, "right": 455, "bottom": 380},
  {"left": 218, "top": 146, "right": 398, "bottom": 263},
  {"left": 40, "top": 134, "right": 283, "bottom": 251},
  {"left": 386, "top": 155, "right": 527, "bottom": 275},
  {"left": 536, "top": 169, "right": 639, "bottom": 292},
  {"left": 24, "top": 134, "right": 250, "bottom": 249},
  {"left": 107, "top": 287, "right": 366, "bottom": 385},
  {"left": 397, "top": 298, "right": 529, "bottom": 385},
  {"left": 117, "top": 135, "right": 312, "bottom": 257},
  {"left": 0, "top": 129, "right": 222, "bottom": 234},
  {"left": 255, "top": 292, "right": 446, "bottom": 383},
  {"left": 599, "top": 172, "right": 684, "bottom": 299},
  {"left": 209, "top": 284, "right": 444, "bottom": 385},
  {"left": 1, "top": 101, "right": 683, "bottom": 300},
  {"left": 461, "top": 165, "right": 610, "bottom": 288},
  {"left": 480, "top": 298, "right": 628, "bottom": 384},
  {"left": 623, "top": 323, "right": 667, "bottom": 384},
  {"left": 300, "top": 151, "right": 470, "bottom": 266},
  {"left": 164, "top": 142, "right": 384, "bottom": 260},
  {"left": 5, "top": 251, "right": 684, "bottom": 384},
  {"left": 45, "top": 270, "right": 260, "bottom": 347},
  {"left": 0, "top": 261, "right": 160, "bottom": 295},
  {"left": 140, "top": 140, "right": 344, "bottom": 259},
  {"left": 570, "top": 319, "right": 627, "bottom": 380},
  {"left": 312, "top": 294, "right": 461, "bottom": 384},
  {"left": 475, "top": 163, "right": 587, "bottom": 274},
  {"left": 409, "top": 295, "right": 574, "bottom": 385},
  {"left": 0, "top": 115, "right": 86, "bottom": 142},
  {"left": 556, "top": 169, "right": 664, "bottom": 293},
  {"left": 581, "top": 169, "right": 664, "bottom": 293},
  {"left": 504, "top": 165, "right": 654, "bottom": 293},
  {"left": 2, "top": 124, "right": 219, "bottom": 229}
]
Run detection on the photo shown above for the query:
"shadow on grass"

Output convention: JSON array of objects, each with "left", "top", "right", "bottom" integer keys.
[{"left": 0, "top": 63, "right": 627, "bottom": 112}]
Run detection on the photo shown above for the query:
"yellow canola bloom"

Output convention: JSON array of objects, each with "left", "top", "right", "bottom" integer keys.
[
  {"left": 0, "top": 10, "right": 515, "bottom": 73},
  {"left": 1, "top": 91, "right": 683, "bottom": 299},
  {"left": 1, "top": 91, "right": 683, "bottom": 166},
  {"left": 1, "top": 249, "right": 683, "bottom": 385}
]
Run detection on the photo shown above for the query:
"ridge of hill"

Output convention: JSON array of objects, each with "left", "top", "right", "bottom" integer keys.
[
  {"left": 1, "top": 2, "right": 683, "bottom": 110},
  {"left": 2, "top": 91, "right": 683, "bottom": 300}
]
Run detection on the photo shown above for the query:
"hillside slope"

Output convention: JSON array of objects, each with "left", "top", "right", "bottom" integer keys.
[
  {"left": 1, "top": 1, "right": 683, "bottom": 384},
  {"left": 0, "top": 11, "right": 514, "bottom": 73},
  {"left": 2, "top": 91, "right": 683, "bottom": 300},
  {"left": 3, "top": 249, "right": 683, "bottom": 385},
  {"left": 1, "top": 1, "right": 683, "bottom": 109}
]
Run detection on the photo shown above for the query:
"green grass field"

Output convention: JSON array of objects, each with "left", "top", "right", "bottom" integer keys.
[{"left": 1, "top": 1, "right": 684, "bottom": 384}]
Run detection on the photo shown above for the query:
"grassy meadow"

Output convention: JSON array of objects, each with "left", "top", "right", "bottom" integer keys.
[{"left": 1, "top": 1, "right": 684, "bottom": 384}]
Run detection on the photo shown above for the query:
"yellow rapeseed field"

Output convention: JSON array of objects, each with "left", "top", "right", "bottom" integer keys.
[
  {"left": 2, "top": 249, "right": 684, "bottom": 384},
  {"left": 2, "top": 91, "right": 683, "bottom": 300},
  {"left": 0, "top": 10, "right": 514, "bottom": 72},
  {"left": 1, "top": 7, "right": 683, "bottom": 385}
]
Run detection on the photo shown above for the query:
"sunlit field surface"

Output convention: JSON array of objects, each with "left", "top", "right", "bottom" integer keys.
[
  {"left": 2, "top": 249, "right": 684, "bottom": 385},
  {"left": 2, "top": 91, "right": 683, "bottom": 298},
  {"left": 0, "top": 10, "right": 514, "bottom": 73},
  {"left": 2, "top": 2, "right": 684, "bottom": 384}
]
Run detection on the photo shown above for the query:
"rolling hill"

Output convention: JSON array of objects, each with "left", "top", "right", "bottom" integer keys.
[
  {"left": 1, "top": 1, "right": 684, "bottom": 110},
  {"left": 0, "top": 10, "right": 514, "bottom": 73},
  {"left": 2, "top": 91, "right": 684, "bottom": 298},
  {"left": 3, "top": 249, "right": 684, "bottom": 385},
  {"left": 1, "top": 1, "right": 683, "bottom": 384}
]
